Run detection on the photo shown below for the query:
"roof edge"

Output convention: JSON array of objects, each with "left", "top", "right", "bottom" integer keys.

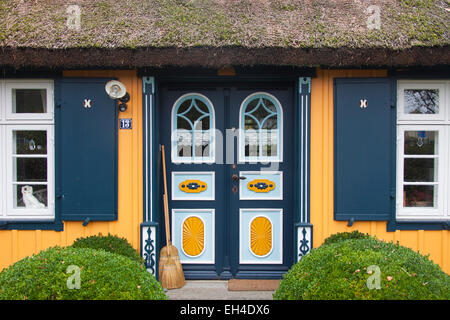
[{"left": 1, "top": 46, "right": 449, "bottom": 69}]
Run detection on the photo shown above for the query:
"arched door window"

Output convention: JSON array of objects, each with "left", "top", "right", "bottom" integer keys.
[
  {"left": 172, "top": 93, "right": 215, "bottom": 163},
  {"left": 239, "top": 93, "right": 283, "bottom": 162}
]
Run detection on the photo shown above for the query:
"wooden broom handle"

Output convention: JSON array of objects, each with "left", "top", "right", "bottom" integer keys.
[{"left": 161, "top": 145, "right": 171, "bottom": 246}]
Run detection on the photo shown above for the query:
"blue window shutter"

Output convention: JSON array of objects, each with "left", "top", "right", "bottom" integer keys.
[
  {"left": 334, "top": 78, "right": 395, "bottom": 224},
  {"left": 55, "top": 78, "right": 118, "bottom": 222}
]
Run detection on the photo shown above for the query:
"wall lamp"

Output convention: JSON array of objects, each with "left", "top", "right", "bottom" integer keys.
[{"left": 105, "top": 80, "right": 130, "bottom": 112}]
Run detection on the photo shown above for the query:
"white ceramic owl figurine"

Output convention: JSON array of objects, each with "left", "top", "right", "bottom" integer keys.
[{"left": 21, "top": 186, "right": 45, "bottom": 209}]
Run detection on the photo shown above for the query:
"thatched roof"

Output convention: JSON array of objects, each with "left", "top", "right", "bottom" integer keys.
[{"left": 1, "top": 0, "right": 449, "bottom": 68}]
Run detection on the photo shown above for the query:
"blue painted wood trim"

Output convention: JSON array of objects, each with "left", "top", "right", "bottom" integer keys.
[
  {"left": 138, "top": 66, "right": 316, "bottom": 80},
  {"left": 295, "top": 222, "right": 313, "bottom": 262},
  {"left": 0, "top": 220, "right": 64, "bottom": 231},
  {"left": 56, "top": 77, "right": 118, "bottom": 223},
  {"left": 140, "top": 221, "right": 159, "bottom": 277},
  {"left": 333, "top": 78, "right": 395, "bottom": 225},
  {"left": 388, "top": 67, "right": 450, "bottom": 79},
  {"left": 387, "top": 220, "right": 450, "bottom": 231},
  {"left": 298, "top": 77, "right": 311, "bottom": 224},
  {"left": 293, "top": 77, "right": 313, "bottom": 262},
  {"left": 142, "top": 76, "right": 155, "bottom": 223}
]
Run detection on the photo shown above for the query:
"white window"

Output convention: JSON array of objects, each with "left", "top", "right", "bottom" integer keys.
[
  {"left": 396, "top": 80, "right": 450, "bottom": 221},
  {"left": 0, "top": 80, "right": 54, "bottom": 221},
  {"left": 171, "top": 93, "right": 215, "bottom": 163},
  {"left": 239, "top": 92, "right": 283, "bottom": 163}
]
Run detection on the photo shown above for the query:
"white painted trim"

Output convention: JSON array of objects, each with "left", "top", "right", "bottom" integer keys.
[
  {"left": 171, "top": 171, "right": 215, "bottom": 201},
  {"left": 397, "top": 80, "right": 447, "bottom": 122},
  {"left": 239, "top": 208, "right": 283, "bottom": 265},
  {"left": 5, "top": 80, "right": 54, "bottom": 121},
  {"left": 300, "top": 94, "right": 304, "bottom": 223},
  {"left": 396, "top": 125, "right": 446, "bottom": 220},
  {"left": 238, "top": 171, "right": 283, "bottom": 200},
  {"left": 170, "top": 93, "right": 216, "bottom": 164},
  {"left": 0, "top": 125, "right": 4, "bottom": 218},
  {"left": 238, "top": 92, "right": 284, "bottom": 163},
  {"left": 3, "top": 124, "right": 55, "bottom": 220},
  {"left": 305, "top": 94, "right": 309, "bottom": 223},
  {"left": 395, "top": 80, "right": 450, "bottom": 222},
  {"left": 145, "top": 90, "right": 150, "bottom": 221},
  {"left": 171, "top": 208, "right": 215, "bottom": 264}
]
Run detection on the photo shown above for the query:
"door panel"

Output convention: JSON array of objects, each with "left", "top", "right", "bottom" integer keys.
[
  {"left": 159, "top": 83, "right": 294, "bottom": 279},
  {"left": 229, "top": 87, "right": 294, "bottom": 278}
]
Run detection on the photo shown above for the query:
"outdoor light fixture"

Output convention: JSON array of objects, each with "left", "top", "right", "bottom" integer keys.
[{"left": 105, "top": 80, "right": 130, "bottom": 112}]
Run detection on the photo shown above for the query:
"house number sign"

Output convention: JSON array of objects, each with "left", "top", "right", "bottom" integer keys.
[{"left": 119, "top": 118, "right": 132, "bottom": 129}]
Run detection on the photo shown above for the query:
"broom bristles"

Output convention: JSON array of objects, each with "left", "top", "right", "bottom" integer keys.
[
  {"left": 160, "top": 257, "right": 185, "bottom": 289},
  {"left": 159, "top": 245, "right": 185, "bottom": 289}
]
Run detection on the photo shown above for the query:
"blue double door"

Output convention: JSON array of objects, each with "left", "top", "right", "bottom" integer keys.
[{"left": 159, "top": 82, "right": 295, "bottom": 279}]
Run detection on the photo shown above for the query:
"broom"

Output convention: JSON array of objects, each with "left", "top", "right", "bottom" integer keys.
[{"left": 158, "top": 145, "right": 185, "bottom": 289}]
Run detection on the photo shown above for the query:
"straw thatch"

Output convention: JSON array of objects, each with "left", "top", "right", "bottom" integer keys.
[{"left": 0, "top": 0, "right": 449, "bottom": 68}]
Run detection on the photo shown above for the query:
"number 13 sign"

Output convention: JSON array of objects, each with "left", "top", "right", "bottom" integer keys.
[{"left": 119, "top": 118, "right": 132, "bottom": 129}]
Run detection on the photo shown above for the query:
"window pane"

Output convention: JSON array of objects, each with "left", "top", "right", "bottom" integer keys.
[
  {"left": 184, "top": 103, "right": 204, "bottom": 124},
  {"left": 242, "top": 95, "right": 281, "bottom": 160},
  {"left": 195, "top": 99, "right": 209, "bottom": 113},
  {"left": 245, "top": 115, "right": 259, "bottom": 130},
  {"left": 404, "top": 158, "right": 436, "bottom": 182},
  {"left": 12, "top": 89, "right": 47, "bottom": 113},
  {"left": 174, "top": 95, "right": 214, "bottom": 161},
  {"left": 14, "top": 184, "right": 47, "bottom": 209},
  {"left": 177, "top": 130, "right": 192, "bottom": 158},
  {"left": 403, "top": 185, "right": 435, "bottom": 208},
  {"left": 194, "top": 132, "right": 210, "bottom": 157},
  {"left": 404, "top": 89, "right": 439, "bottom": 114},
  {"left": 245, "top": 130, "right": 259, "bottom": 157},
  {"left": 261, "top": 130, "right": 278, "bottom": 157},
  {"left": 13, "top": 130, "right": 47, "bottom": 155},
  {"left": 194, "top": 116, "right": 210, "bottom": 131},
  {"left": 404, "top": 131, "right": 437, "bottom": 155},
  {"left": 14, "top": 158, "right": 47, "bottom": 182}
]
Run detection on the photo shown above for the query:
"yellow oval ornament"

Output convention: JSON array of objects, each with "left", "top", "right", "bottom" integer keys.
[
  {"left": 179, "top": 180, "right": 207, "bottom": 193},
  {"left": 182, "top": 216, "right": 205, "bottom": 257},
  {"left": 247, "top": 179, "right": 275, "bottom": 193},
  {"left": 250, "top": 216, "right": 272, "bottom": 256}
]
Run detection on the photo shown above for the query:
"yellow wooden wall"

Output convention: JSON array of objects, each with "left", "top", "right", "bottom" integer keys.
[
  {"left": 1, "top": 68, "right": 448, "bottom": 275},
  {"left": 310, "top": 68, "right": 449, "bottom": 274},
  {"left": 0, "top": 70, "right": 143, "bottom": 271}
]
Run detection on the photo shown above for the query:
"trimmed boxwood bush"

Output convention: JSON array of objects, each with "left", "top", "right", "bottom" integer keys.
[
  {"left": 322, "top": 231, "right": 371, "bottom": 246},
  {"left": 71, "top": 233, "right": 144, "bottom": 265},
  {"left": 0, "top": 247, "right": 167, "bottom": 300},
  {"left": 274, "top": 237, "right": 450, "bottom": 300}
]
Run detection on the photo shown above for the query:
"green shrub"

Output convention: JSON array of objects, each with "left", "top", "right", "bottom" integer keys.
[
  {"left": 274, "top": 237, "right": 450, "bottom": 300},
  {"left": 322, "top": 231, "right": 372, "bottom": 246},
  {"left": 71, "top": 233, "right": 144, "bottom": 265},
  {"left": 0, "top": 247, "right": 167, "bottom": 300}
]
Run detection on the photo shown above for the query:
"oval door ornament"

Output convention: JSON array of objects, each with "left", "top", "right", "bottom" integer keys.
[
  {"left": 247, "top": 179, "right": 275, "bottom": 193},
  {"left": 250, "top": 216, "right": 272, "bottom": 257},
  {"left": 179, "top": 180, "right": 207, "bottom": 193},
  {"left": 182, "top": 216, "right": 205, "bottom": 257}
]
